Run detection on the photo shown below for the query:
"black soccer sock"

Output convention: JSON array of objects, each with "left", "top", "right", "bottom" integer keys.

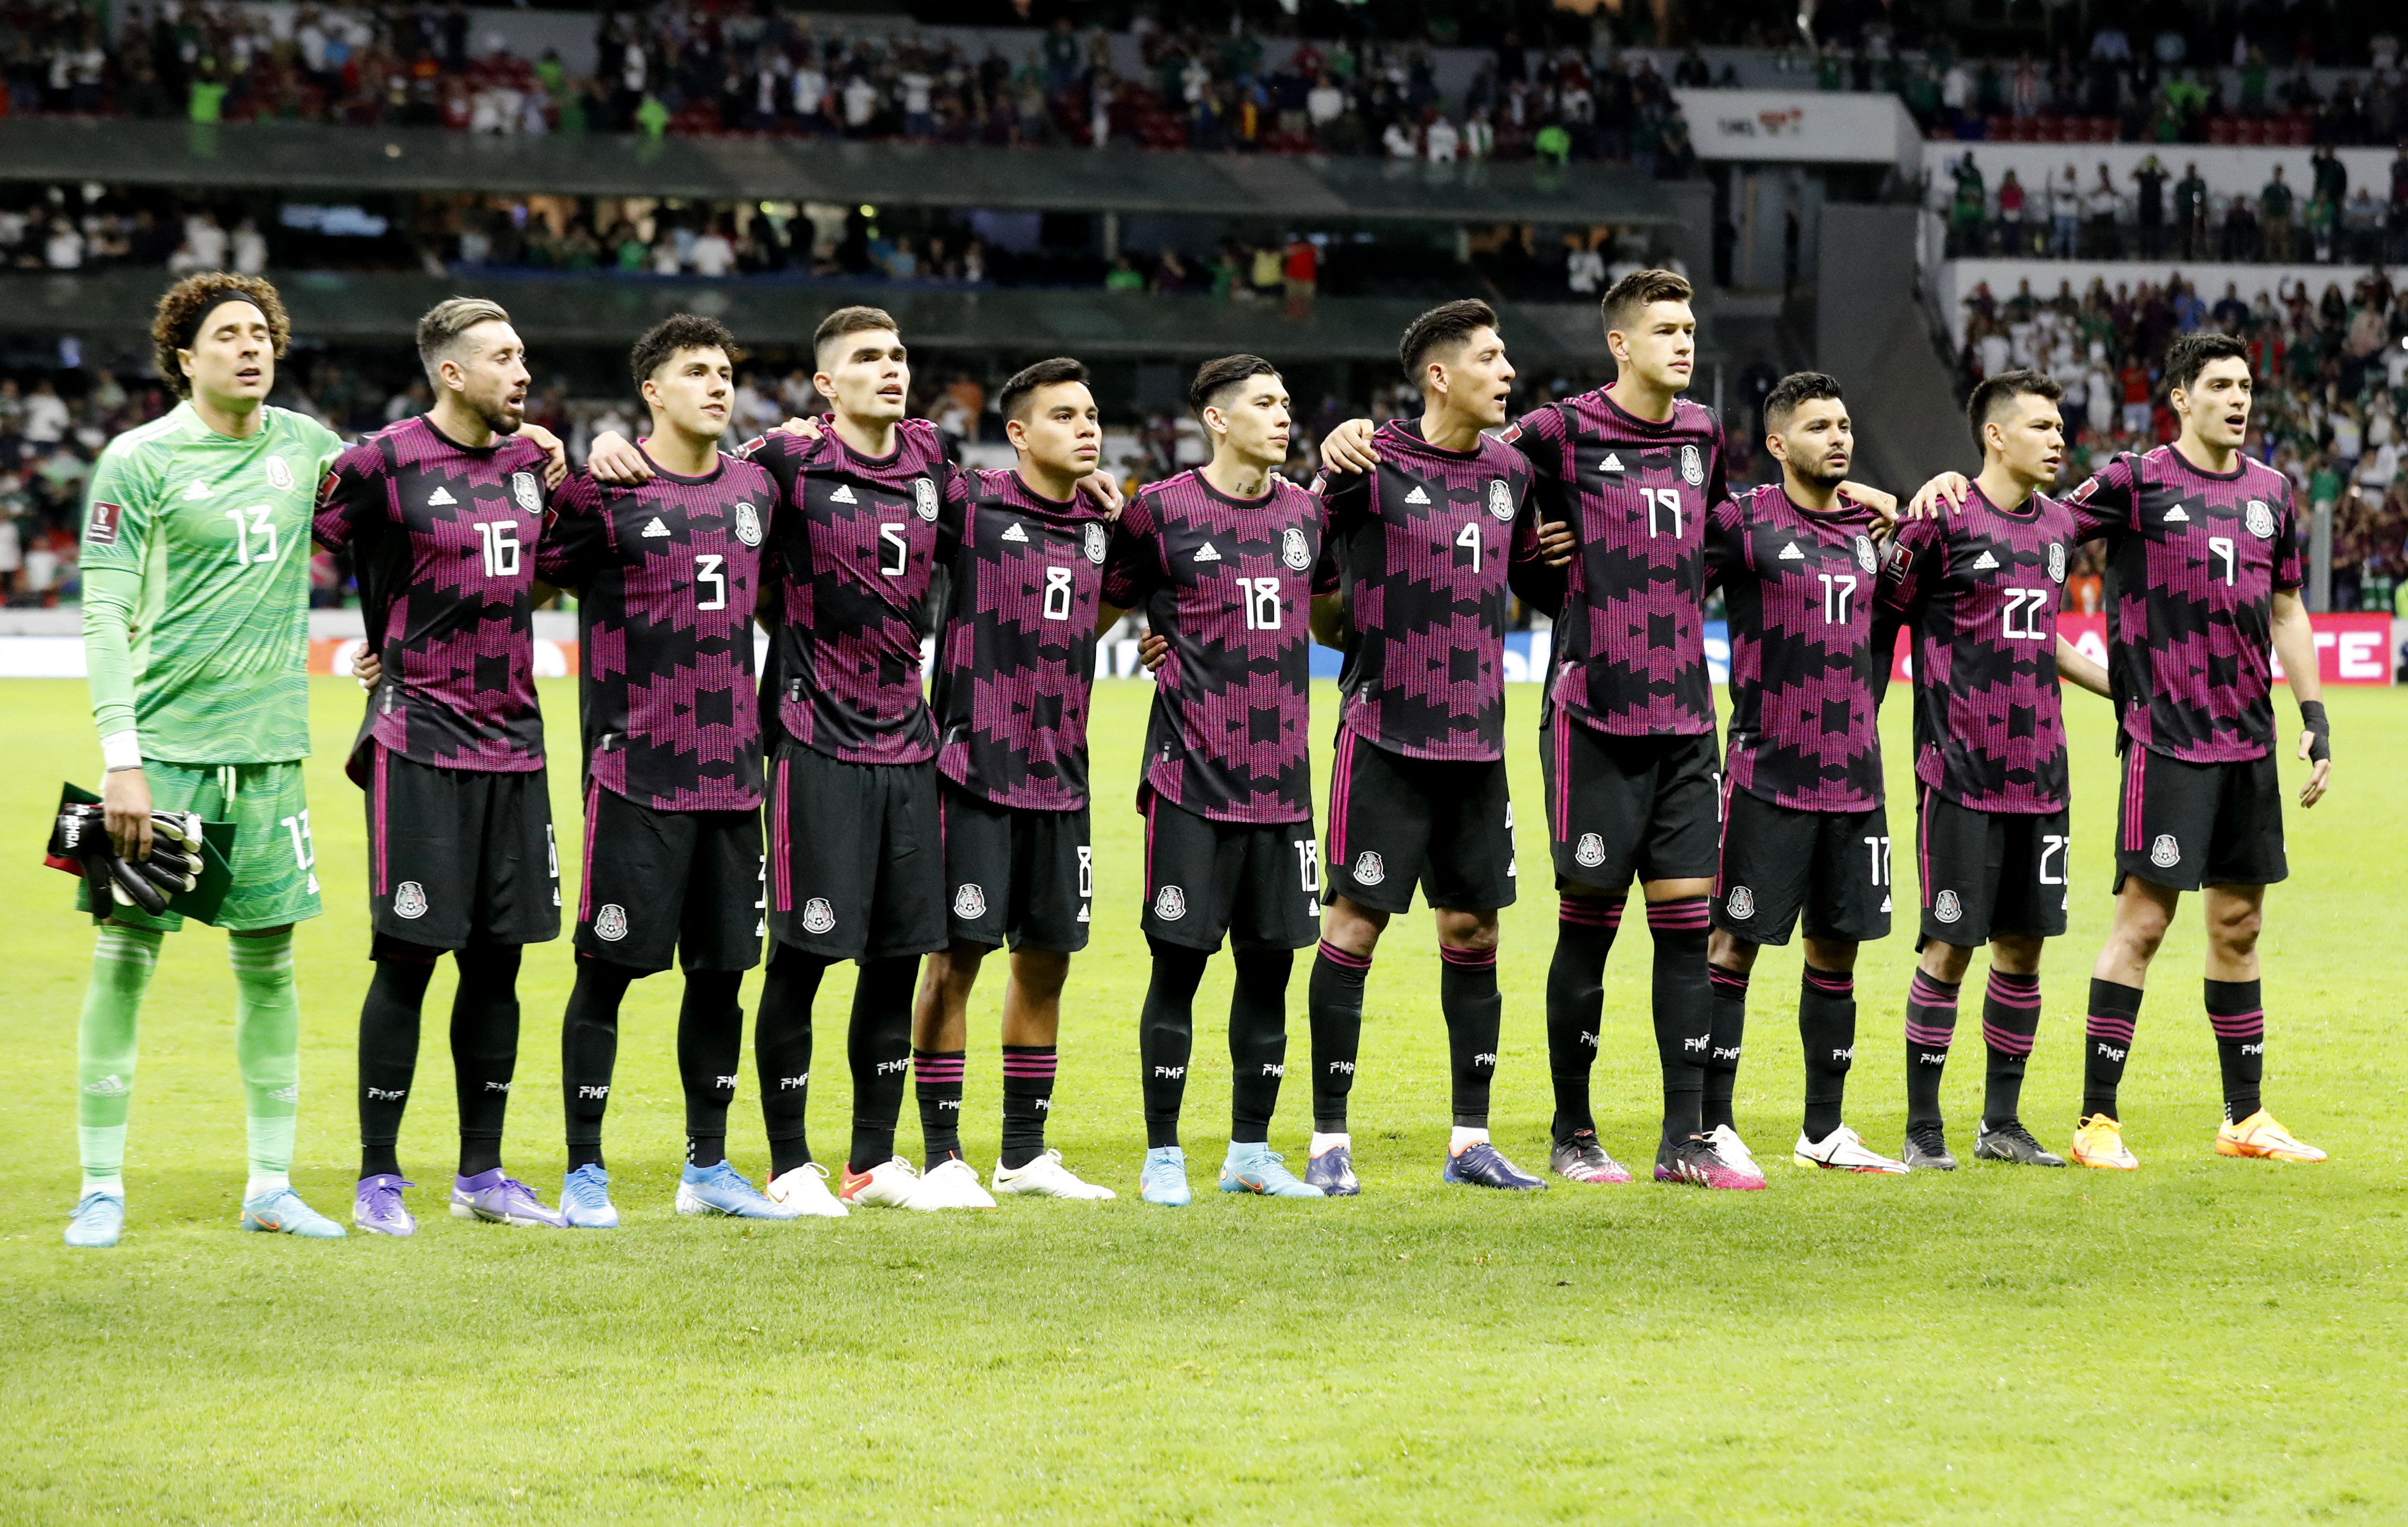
[
  {"left": 1439, "top": 943, "right": 1501, "bottom": 1129},
  {"left": 755, "top": 942, "right": 831, "bottom": 1176},
  {"left": 358, "top": 957, "right": 435, "bottom": 1179},
  {"left": 914, "top": 1048, "right": 968, "bottom": 1166},
  {"left": 677, "top": 969, "right": 744, "bottom": 1169},
  {"left": 1798, "top": 964, "right": 1856, "bottom": 1142},
  {"left": 2082, "top": 978, "right": 2143, "bottom": 1122},
  {"left": 2205, "top": 977, "right": 2265, "bottom": 1125},
  {"left": 1228, "top": 946, "right": 1293, "bottom": 1145},
  {"left": 1981, "top": 969, "right": 2043, "bottom": 1127},
  {"left": 999, "top": 1044, "right": 1057, "bottom": 1169},
  {"left": 1139, "top": 936, "right": 1208, "bottom": 1150},
  {"left": 1307, "top": 939, "right": 1370, "bottom": 1132},
  {"left": 450, "top": 945, "right": 523, "bottom": 1178},
  {"left": 845, "top": 957, "right": 919, "bottom": 1173},
  {"left": 1703, "top": 964, "right": 1749, "bottom": 1135},
  {"left": 562, "top": 958, "right": 638, "bottom": 1171},
  {"left": 1546, "top": 895, "right": 1623, "bottom": 1144},
  {"left": 1648, "top": 896, "right": 1712, "bottom": 1143},
  {"left": 1903, "top": 969, "right": 1962, "bottom": 1131}
]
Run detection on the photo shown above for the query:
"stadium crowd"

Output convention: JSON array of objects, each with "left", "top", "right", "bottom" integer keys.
[
  {"left": 0, "top": 0, "right": 1698, "bottom": 169},
  {"left": 1955, "top": 267, "right": 2408, "bottom": 614}
]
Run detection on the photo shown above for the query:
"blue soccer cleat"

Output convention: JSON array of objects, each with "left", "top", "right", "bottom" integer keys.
[
  {"left": 560, "top": 1164, "right": 619, "bottom": 1228},
  {"left": 242, "top": 1186, "right": 349, "bottom": 1237},
  {"left": 1441, "top": 1141, "right": 1547, "bottom": 1191},
  {"left": 675, "top": 1161, "right": 803, "bottom": 1219},
  {"left": 353, "top": 1174, "right": 416, "bottom": 1236},
  {"left": 450, "top": 1169, "right": 566, "bottom": 1227},
  {"left": 1219, "top": 1142, "right": 1325, "bottom": 1198},
  {"left": 65, "top": 1191, "right": 124, "bottom": 1248},
  {"left": 1304, "top": 1144, "right": 1360, "bottom": 1197},
  {"left": 1139, "top": 1145, "right": 1191, "bottom": 1207}
]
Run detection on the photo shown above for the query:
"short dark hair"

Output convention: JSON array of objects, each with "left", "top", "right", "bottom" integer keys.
[
  {"left": 1763, "top": 370, "right": 1845, "bottom": 431},
  {"left": 1965, "top": 368, "right": 2064, "bottom": 449},
  {"left": 1189, "top": 354, "right": 1281, "bottom": 417},
  {"left": 630, "top": 314, "right": 743, "bottom": 389},
  {"left": 415, "top": 296, "right": 512, "bottom": 387},
  {"left": 2162, "top": 332, "right": 2251, "bottom": 398},
  {"left": 1398, "top": 299, "right": 1500, "bottom": 382},
  {"left": 813, "top": 305, "right": 900, "bottom": 362},
  {"left": 999, "top": 356, "right": 1090, "bottom": 423},
  {"left": 1600, "top": 267, "right": 1694, "bottom": 334}
]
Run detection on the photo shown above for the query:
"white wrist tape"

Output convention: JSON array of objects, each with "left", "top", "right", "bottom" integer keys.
[{"left": 101, "top": 731, "right": 143, "bottom": 773}]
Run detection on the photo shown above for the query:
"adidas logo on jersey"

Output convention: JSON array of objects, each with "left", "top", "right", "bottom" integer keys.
[
  {"left": 1972, "top": 549, "right": 1999, "bottom": 570},
  {"left": 427, "top": 487, "right": 457, "bottom": 506},
  {"left": 1404, "top": 485, "right": 1431, "bottom": 504},
  {"left": 1001, "top": 522, "right": 1029, "bottom": 542},
  {"left": 1193, "top": 542, "right": 1220, "bottom": 562},
  {"left": 830, "top": 484, "right": 857, "bottom": 503},
  {"left": 641, "top": 517, "right": 670, "bottom": 537},
  {"left": 1778, "top": 542, "right": 1805, "bottom": 560},
  {"left": 183, "top": 481, "right": 214, "bottom": 499},
  {"left": 1602, "top": 453, "right": 1625, "bottom": 473},
  {"left": 2163, "top": 505, "right": 2189, "bottom": 522}
]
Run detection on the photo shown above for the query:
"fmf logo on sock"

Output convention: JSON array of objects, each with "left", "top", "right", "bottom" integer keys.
[
  {"left": 1472, "top": 1053, "right": 1498, "bottom": 1067},
  {"left": 1829, "top": 1048, "right": 1854, "bottom": 1062},
  {"left": 1918, "top": 1053, "right": 1947, "bottom": 1065},
  {"left": 578, "top": 1086, "right": 609, "bottom": 1099},
  {"left": 1327, "top": 1060, "right": 1356, "bottom": 1074},
  {"left": 2242, "top": 1043, "right": 2264, "bottom": 1055},
  {"left": 1152, "top": 1066, "right": 1186, "bottom": 1080},
  {"left": 1033, "top": 1098, "right": 1050, "bottom": 1111},
  {"left": 938, "top": 1099, "right": 961, "bottom": 1110},
  {"left": 484, "top": 1080, "right": 512, "bottom": 1092},
  {"left": 780, "top": 1074, "right": 809, "bottom": 1089},
  {"left": 1684, "top": 1035, "right": 1709, "bottom": 1051},
  {"left": 367, "top": 1086, "right": 406, "bottom": 1101},
  {"left": 2095, "top": 1043, "right": 2126, "bottom": 1063},
  {"left": 875, "top": 1059, "right": 908, "bottom": 1075},
  {"left": 715, "top": 1075, "right": 739, "bottom": 1089},
  {"left": 1261, "top": 1064, "right": 1285, "bottom": 1076},
  {"left": 1713, "top": 1046, "right": 1742, "bottom": 1061},
  {"left": 1579, "top": 1030, "right": 1598, "bottom": 1047}
]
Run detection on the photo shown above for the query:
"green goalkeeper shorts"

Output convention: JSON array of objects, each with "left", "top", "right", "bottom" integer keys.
[{"left": 77, "top": 759, "right": 322, "bottom": 932}]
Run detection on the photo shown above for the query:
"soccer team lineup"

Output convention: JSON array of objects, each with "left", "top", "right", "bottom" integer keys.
[{"left": 48, "top": 262, "right": 2340, "bottom": 1249}]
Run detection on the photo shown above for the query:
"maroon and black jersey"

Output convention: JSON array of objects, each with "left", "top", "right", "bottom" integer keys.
[
  {"left": 740, "top": 419, "right": 965, "bottom": 765},
  {"left": 2066, "top": 446, "right": 2302, "bottom": 763},
  {"left": 1103, "top": 470, "right": 1332, "bottom": 825},
  {"left": 1506, "top": 389, "right": 1723, "bottom": 739},
  {"left": 1706, "top": 484, "right": 1885, "bottom": 812},
  {"left": 1314, "top": 420, "right": 1539, "bottom": 762},
  {"left": 930, "top": 468, "right": 1111, "bottom": 810},
  {"left": 1876, "top": 485, "right": 2079, "bottom": 813},
  {"left": 538, "top": 453, "right": 775, "bottom": 813},
  {"left": 313, "top": 415, "right": 549, "bottom": 779}
]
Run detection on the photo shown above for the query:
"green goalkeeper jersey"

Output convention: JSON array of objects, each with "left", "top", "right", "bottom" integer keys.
[{"left": 81, "top": 402, "right": 345, "bottom": 765}]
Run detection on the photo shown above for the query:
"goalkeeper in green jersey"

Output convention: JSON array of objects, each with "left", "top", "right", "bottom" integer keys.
[{"left": 63, "top": 273, "right": 350, "bottom": 1247}]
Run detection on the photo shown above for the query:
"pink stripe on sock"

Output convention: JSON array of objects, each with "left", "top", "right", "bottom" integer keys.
[
  {"left": 2208, "top": 1010, "right": 2265, "bottom": 1040},
  {"left": 2086, "top": 1014, "right": 2137, "bottom": 1044},
  {"left": 913, "top": 1058, "right": 966, "bottom": 1083},
  {"left": 1317, "top": 940, "right": 1371, "bottom": 971},
  {"left": 1647, "top": 896, "right": 1712, "bottom": 931},
  {"left": 1558, "top": 896, "right": 1625, "bottom": 929},
  {"left": 1000, "top": 1057, "right": 1058, "bottom": 1078},
  {"left": 1803, "top": 969, "right": 1854, "bottom": 996},
  {"left": 1904, "top": 1021, "right": 1955, "bottom": 1049},
  {"left": 1908, "top": 971, "right": 1960, "bottom": 1009},
  {"left": 1438, "top": 944, "right": 1497, "bottom": 969},
  {"left": 1982, "top": 1021, "right": 2036, "bottom": 1057},
  {"left": 1708, "top": 967, "right": 1749, "bottom": 997}
]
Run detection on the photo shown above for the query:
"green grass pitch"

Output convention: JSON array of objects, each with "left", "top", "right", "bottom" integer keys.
[{"left": 2, "top": 675, "right": 2404, "bottom": 1523}]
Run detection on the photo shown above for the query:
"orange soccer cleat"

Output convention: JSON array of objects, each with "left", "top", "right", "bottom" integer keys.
[
  {"left": 2069, "top": 1114, "right": 2140, "bottom": 1170},
  {"left": 2215, "top": 1109, "right": 2328, "bottom": 1163}
]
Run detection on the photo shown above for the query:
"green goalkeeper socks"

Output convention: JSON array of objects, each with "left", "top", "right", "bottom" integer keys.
[
  {"left": 77, "top": 924, "right": 163, "bottom": 1197},
  {"left": 230, "top": 930, "right": 302, "bottom": 1185}
]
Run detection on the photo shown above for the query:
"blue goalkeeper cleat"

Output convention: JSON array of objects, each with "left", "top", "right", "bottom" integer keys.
[
  {"left": 675, "top": 1161, "right": 803, "bottom": 1219},
  {"left": 1139, "top": 1145, "right": 1191, "bottom": 1207},
  {"left": 1304, "top": 1144, "right": 1360, "bottom": 1197},
  {"left": 1219, "top": 1142, "right": 1325, "bottom": 1198},
  {"left": 65, "top": 1191, "right": 124, "bottom": 1248},
  {"left": 450, "top": 1169, "right": 566, "bottom": 1227},
  {"left": 1441, "top": 1141, "right": 1547, "bottom": 1191},
  {"left": 352, "top": 1174, "right": 416, "bottom": 1236},
  {"left": 242, "top": 1186, "right": 348, "bottom": 1237},
  {"left": 560, "top": 1164, "right": 620, "bottom": 1228}
]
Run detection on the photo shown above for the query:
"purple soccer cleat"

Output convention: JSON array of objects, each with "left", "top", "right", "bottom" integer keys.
[
  {"left": 353, "top": 1174, "right": 416, "bottom": 1236},
  {"left": 449, "top": 1169, "right": 566, "bottom": 1227}
]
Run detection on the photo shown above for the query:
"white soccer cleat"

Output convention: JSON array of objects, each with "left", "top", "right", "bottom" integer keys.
[
  {"left": 840, "top": 1156, "right": 944, "bottom": 1211},
  {"left": 1793, "top": 1124, "right": 1910, "bottom": 1174},
  {"left": 990, "top": 1148, "right": 1117, "bottom": 1200},
  {"left": 763, "top": 1162, "right": 850, "bottom": 1217},
  {"left": 1705, "top": 1124, "right": 1769, "bottom": 1186},
  {"left": 921, "top": 1156, "right": 998, "bottom": 1208}
]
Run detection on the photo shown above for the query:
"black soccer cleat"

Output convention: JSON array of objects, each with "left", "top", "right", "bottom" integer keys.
[
  {"left": 1903, "top": 1123, "right": 1958, "bottom": 1171},
  {"left": 1974, "top": 1118, "right": 2068, "bottom": 1167}
]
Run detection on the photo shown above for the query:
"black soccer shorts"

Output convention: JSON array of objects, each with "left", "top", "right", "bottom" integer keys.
[
  {"left": 1540, "top": 716, "right": 1721, "bottom": 891},
  {"left": 574, "top": 782, "right": 763, "bottom": 974},
  {"left": 364, "top": 743, "right": 559, "bottom": 957},
  {"left": 1913, "top": 788, "right": 2070, "bottom": 948},
  {"left": 1140, "top": 790, "right": 1321, "bottom": 953},
  {"left": 2113, "top": 745, "right": 2287, "bottom": 893},
  {"left": 1323, "top": 726, "right": 1516, "bottom": 915},
  {"left": 1713, "top": 783, "right": 1893, "bottom": 946},
  {"left": 939, "top": 785, "right": 1092, "bottom": 953},
  {"left": 766, "top": 737, "right": 948, "bottom": 961}
]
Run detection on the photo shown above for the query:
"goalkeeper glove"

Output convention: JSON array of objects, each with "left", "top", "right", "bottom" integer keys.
[{"left": 48, "top": 805, "right": 204, "bottom": 917}]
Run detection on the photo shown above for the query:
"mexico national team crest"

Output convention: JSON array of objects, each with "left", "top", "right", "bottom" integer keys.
[
  {"left": 2245, "top": 500, "right": 2275, "bottom": 539},
  {"left": 1281, "top": 525, "right": 1311, "bottom": 570},
  {"left": 953, "top": 883, "right": 988, "bottom": 920},
  {"left": 913, "top": 477, "right": 939, "bottom": 520},
  {"left": 734, "top": 501, "right": 762, "bottom": 546},
  {"left": 2048, "top": 542, "right": 2067, "bottom": 583},
  {"left": 1152, "top": 885, "right": 1187, "bottom": 921},
  {"left": 1854, "top": 534, "right": 1877, "bottom": 573},
  {"left": 393, "top": 880, "right": 428, "bottom": 919},
  {"left": 1486, "top": 479, "right": 1514, "bottom": 520},
  {"left": 1680, "top": 443, "right": 1704, "bottom": 486},
  {"left": 1933, "top": 889, "right": 1963, "bottom": 924},
  {"left": 264, "top": 453, "right": 293, "bottom": 490},
  {"left": 1725, "top": 885, "right": 1755, "bottom": 921},
  {"left": 1083, "top": 522, "right": 1108, "bottom": 563},
  {"left": 594, "top": 904, "right": 628, "bottom": 941},
  {"left": 800, "top": 897, "right": 835, "bottom": 935},
  {"left": 1574, "top": 832, "right": 1606, "bottom": 868},
  {"left": 2150, "top": 834, "right": 2182, "bottom": 869},
  {"left": 511, "top": 471, "right": 541, "bottom": 514},
  {"left": 1351, "top": 850, "right": 1385, "bottom": 887}
]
